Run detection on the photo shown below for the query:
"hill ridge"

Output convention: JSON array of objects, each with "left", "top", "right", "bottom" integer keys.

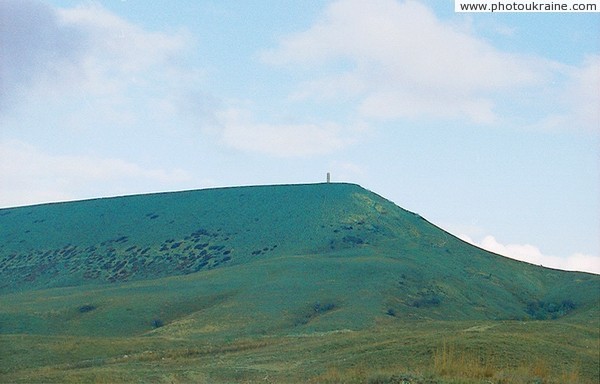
[
  {"left": 3, "top": 181, "right": 593, "bottom": 277},
  {"left": 0, "top": 183, "right": 412, "bottom": 290},
  {"left": 0, "top": 183, "right": 598, "bottom": 337},
  {"left": 1, "top": 182, "right": 364, "bottom": 210}
]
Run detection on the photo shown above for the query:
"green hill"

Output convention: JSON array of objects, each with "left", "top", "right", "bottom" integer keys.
[{"left": 0, "top": 183, "right": 598, "bottom": 383}]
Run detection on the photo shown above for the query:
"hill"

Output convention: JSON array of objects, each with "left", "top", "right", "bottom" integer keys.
[{"left": 0, "top": 183, "right": 598, "bottom": 383}]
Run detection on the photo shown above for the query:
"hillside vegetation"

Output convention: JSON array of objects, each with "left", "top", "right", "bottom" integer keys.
[{"left": 0, "top": 183, "right": 598, "bottom": 382}]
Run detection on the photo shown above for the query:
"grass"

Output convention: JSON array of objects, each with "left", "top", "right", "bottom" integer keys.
[
  {"left": 1, "top": 316, "right": 598, "bottom": 383},
  {"left": 432, "top": 341, "right": 495, "bottom": 379}
]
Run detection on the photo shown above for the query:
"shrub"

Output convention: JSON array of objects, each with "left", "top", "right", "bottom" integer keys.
[
  {"left": 412, "top": 295, "right": 441, "bottom": 308},
  {"left": 342, "top": 235, "right": 364, "bottom": 245},
  {"left": 313, "top": 301, "right": 335, "bottom": 313},
  {"left": 560, "top": 299, "right": 576, "bottom": 311},
  {"left": 294, "top": 301, "right": 337, "bottom": 326},
  {"left": 78, "top": 304, "right": 96, "bottom": 313},
  {"left": 525, "top": 299, "right": 576, "bottom": 320},
  {"left": 151, "top": 319, "right": 164, "bottom": 328}
]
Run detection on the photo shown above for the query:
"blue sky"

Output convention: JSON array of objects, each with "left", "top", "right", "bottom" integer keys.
[{"left": 1, "top": 0, "right": 598, "bottom": 273}]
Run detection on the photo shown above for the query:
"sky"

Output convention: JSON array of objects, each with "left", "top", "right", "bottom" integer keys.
[{"left": 1, "top": 0, "right": 598, "bottom": 274}]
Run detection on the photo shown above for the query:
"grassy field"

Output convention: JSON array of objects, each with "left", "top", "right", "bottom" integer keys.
[
  {"left": 1, "top": 315, "right": 598, "bottom": 383},
  {"left": 1, "top": 183, "right": 598, "bottom": 383},
  {"left": 1, "top": 251, "right": 597, "bottom": 383}
]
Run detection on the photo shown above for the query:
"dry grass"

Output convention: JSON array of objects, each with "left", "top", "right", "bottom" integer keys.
[
  {"left": 559, "top": 365, "right": 583, "bottom": 384},
  {"left": 431, "top": 341, "right": 586, "bottom": 384},
  {"left": 1, "top": 320, "right": 596, "bottom": 384},
  {"left": 433, "top": 341, "right": 495, "bottom": 379}
]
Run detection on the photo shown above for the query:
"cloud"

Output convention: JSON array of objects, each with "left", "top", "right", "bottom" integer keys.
[
  {"left": 0, "top": 140, "right": 192, "bottom": 208},
  {"left": 262, "top": 0, "right": 550, "bottom": 124},
  {"left": 262, "top": 0, "right": 598, "bottom": 132},
  {"left": 53, "top": 2, "right": 189, "bottom": 98},
  {"left": 0, "top": 0, "right": 83, "bottom": 110},
  {"left": 521, "top": 55, "right": 600, "bottom": 133},
  {"left": 214, "top": 108, "right": 356, "bottom": 157},
  {"left": 459, "top": 234, "right": 600, "bottom": 274},
  {"left": 0, "top": 0, "right": 191, "bottom": 119},
  {"left": 58, "top": 3, "right": 186, "bottom": 71},
  {"left": 0, "top": 1, "right": 212, "bottom": 206},
  {"left": 562, "top": 55, "right": 600, "bottom": 132}
]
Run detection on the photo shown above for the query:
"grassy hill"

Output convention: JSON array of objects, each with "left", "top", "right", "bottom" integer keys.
[{"left": 0, "top": 183, "right": 598, "bottom": 383}]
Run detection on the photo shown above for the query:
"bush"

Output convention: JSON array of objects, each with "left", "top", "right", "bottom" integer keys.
[
  {"left": 78, "top": 304, "right": 96, "bottom": 313},
  {"left": 294, "top": 301, "right": 337, "bottom": 326},
  {"left": 525, "top": 299, "right": 576, "bottom": 320},
  {"left": 151, "top": 319, "right": 164, "bottom": 328},
  {"left": 342, "top": 235, "right": 364, "bottom": 245},
  {"left": 412, "top": 295, "right": 441, "bottom": 308},
  {"left": 313, "top": 302, "right": 335, "bottom": 313}
]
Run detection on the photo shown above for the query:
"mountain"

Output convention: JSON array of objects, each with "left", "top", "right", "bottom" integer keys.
[
  {"left": 0, "top": 183, "right": 597, "bottom": 340},
  {"left": 1, "top": 183, "right": 599, "bottom": 383}
]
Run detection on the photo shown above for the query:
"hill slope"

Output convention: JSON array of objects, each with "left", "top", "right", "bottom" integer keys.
[
  {"left": 2, "top": 182, "right": 409, "bottom": 290},
  {"left": 0, "top": 183, "right": 598, "bottom": 338},
  {"left": 1, "top": 183, "right": 599, "bottom": 383}
]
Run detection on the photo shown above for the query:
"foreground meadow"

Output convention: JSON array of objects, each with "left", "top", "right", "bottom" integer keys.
[{"left": 2, "top": 314, "right": 598, "bottom": 383}]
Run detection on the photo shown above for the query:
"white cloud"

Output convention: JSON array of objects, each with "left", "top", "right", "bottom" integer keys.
[
  {"left": 0, "top": 0, "right": 194, "bottom": 125},
  {"left": 58, "top": 4, "right": 187, "bottom": 73},
  {"left": 459, "top": 234, "right": 600, "bottom": 274},
  {"left": 0, "top": 0, "right": 83, "bottom": 108},
  {"left": 0, "top": 140, "right": 192, "bottom": 208},
  {"left": 521, "top": 55, "right": 600, "bottom": 133},
  {"left": 262, "top": 0, "right": 598, "bottom": 132},
  {"left": 262, "top": 0, "right": 549, "bottom": 124},
  {"left": 215, "top": 108, "right": 356, "bottom": 157},
  {"left": 0, "top": 1, "right": 214, "bottom": 207},
  {"left": 50, "top": 3, "right": 190, "bottom": 102},
  {"left": 562, "top": 55, "right": 600, "bottom": 132}
]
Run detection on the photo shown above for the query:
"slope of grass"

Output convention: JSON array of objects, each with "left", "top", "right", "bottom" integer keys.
[
  {"left": 1, "top": 249, "right": 597, "bottom": 337},
  {"left": 1, "top": 183, "right": 597, "bottom": 321},
  {"left": 1, "top": 183, "right": 406, "bottom": 291},
  {"left": 1, "top": 316, "right": 598, "bottom": 383},
  {"left": 0, "top": 183, "right": 598, "bottom": 383}
]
